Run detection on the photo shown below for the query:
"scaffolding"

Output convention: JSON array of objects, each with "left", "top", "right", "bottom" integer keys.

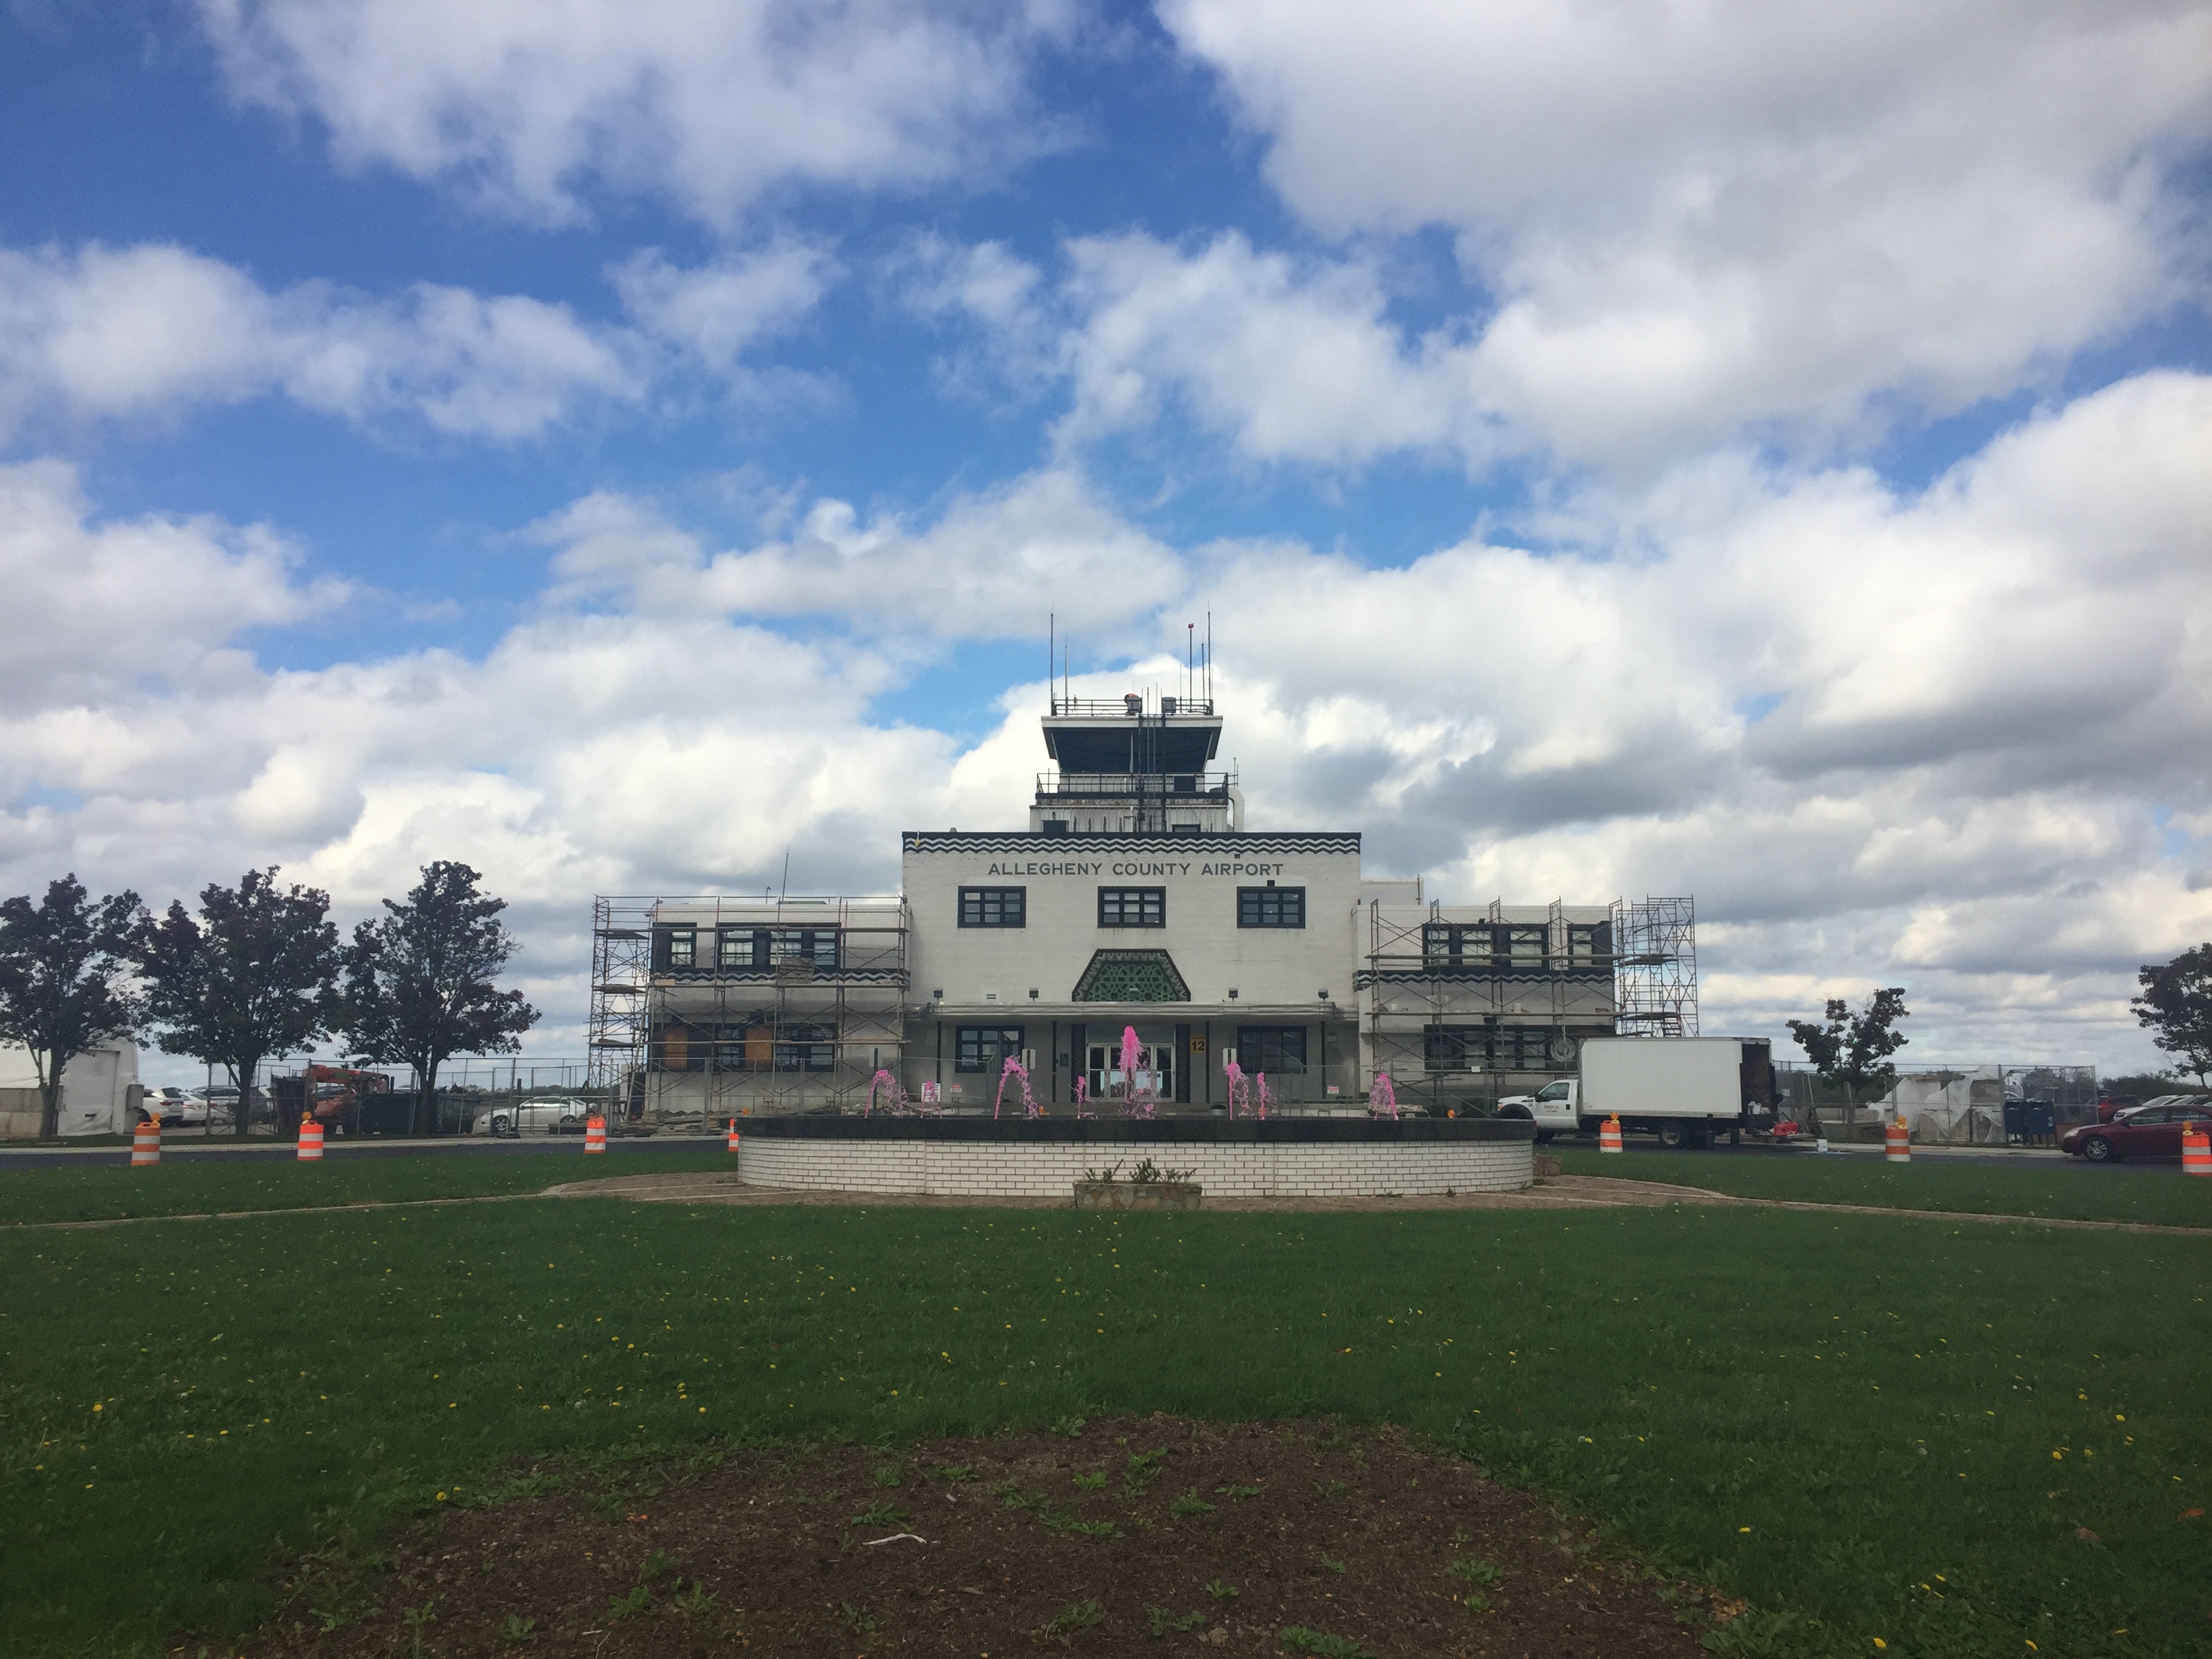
[
  {"left": 1611, "top": 895, "right": 1698, "bottom": 1037},
  {"left": 586, "top": 894, "right": 911, "bottom": 1125},
  {"left": 1357, "top": 897, "right": 1620, "bottom": 1109}
]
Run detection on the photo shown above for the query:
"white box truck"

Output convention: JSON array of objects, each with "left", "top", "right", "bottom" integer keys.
[{"left": 1497, "top": 1036, "right": 1775, "bottom": 1148}]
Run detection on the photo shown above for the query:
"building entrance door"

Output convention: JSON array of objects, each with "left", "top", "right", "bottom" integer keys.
[{"left": 1086, "top": 1027, "right": 1176, "bottom": 1103}]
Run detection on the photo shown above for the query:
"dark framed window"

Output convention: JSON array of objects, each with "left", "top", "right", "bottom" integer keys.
[
  {"left": 657, "top": 926, "right": 696, "bottom": 970},
  {"left": 956, "top": 1025, "right": 1026, "bottom": 1073},
  {"left": 1237, "top": 886, "right": 1306, "bottom": 928},
  {"left": 959, "top": 886, "right": 1027, "bottom": 928},
  {"left": 1098, "top": 886, "right": 1165, "bottom": 928},
  {"left": 1236, "top": 1026, "right": 1307, "bottom": 1075},
  {"left": 1423, "top": 924, "right": 1496, "bottom": 966},
  {"left": 716, "top": 928, "right": 760, "bottom": 970},
  {"left": 1566, "top": 923, "right": 1610, "bottom": 966},
  {"left": 775, "top": 1023, "right": 837, "bottom": 1071},
  {"left": 1423, "top": 1026, "right": 1479, "bottom": 1072},
  {"left": 766, "top": 928, "right": 840, "bottom": 968}
]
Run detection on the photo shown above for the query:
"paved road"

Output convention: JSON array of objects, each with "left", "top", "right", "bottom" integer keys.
[
  {"left": 2, "top": 1130, "right": 2172, "bottom": 1174},
  {"left": 0, "top": 1134, "right": 727, "bottom": 1169}
]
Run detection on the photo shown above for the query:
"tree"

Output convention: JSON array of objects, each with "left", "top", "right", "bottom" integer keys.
[
  {"left": 1787, "top": 987, "right": 1911, "bottom": 1132},
  {"left": 339, "top": 861, "right": 539, "bottom": 1136},
  {"left": 2132, "top": 945, "right": 2212, "bottom": 1087},
  {"left": 137, "top": 869, "right": 342, "bottom": 1139},
  {"left": 0, "top": 875, "right": 142, "bottom": 1139}
]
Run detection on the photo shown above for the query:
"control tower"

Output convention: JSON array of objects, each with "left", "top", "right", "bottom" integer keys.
[{"left": 1029, "top": 687, "right": 1241, "bottom": 834}]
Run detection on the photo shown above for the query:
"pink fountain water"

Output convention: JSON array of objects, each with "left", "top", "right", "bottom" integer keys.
[
  {"left": 865, "top": 1068, "right": 903, "bottom": 1116},
  {"left": 1223, "top": 1059, "right": 1250, "bottom": 1118},
  {"left": 1072, "top": 1076, "right": 1092, "bottom": 1118},
  {"left": 1119, "top": 1025, "right": 1157, "bottom": 1118},
  {"left": 1254, "top": 1071, "right": 1269, "bottom": 1119},
  {"left": 1369, "top": 1069, "right": 1400, "bottom": 1120},
  {"left": 994, "top": 1054, "right": 1042, "bottom": 1120}
]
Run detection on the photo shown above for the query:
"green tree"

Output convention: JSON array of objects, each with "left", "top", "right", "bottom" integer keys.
[
  {"left": 339, "top": 861, "right": 539, "bottom": 1136},
  {"left": 1787, "top": 987, "right": 1911, "bottom": 1134},
  {"left": 2131, "top": 945, "right": 2212, "bottom": 1086},
  {"left": 0, "top": 875, "right": 142, "bottom": 1139},
  {"left": 136, "top": 869, "right": 342, "bottom": 1139}
]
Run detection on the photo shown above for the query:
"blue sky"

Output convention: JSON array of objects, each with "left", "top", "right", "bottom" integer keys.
[{"left": 3, "top": 0, "right": 2210, "bottom": 1072}]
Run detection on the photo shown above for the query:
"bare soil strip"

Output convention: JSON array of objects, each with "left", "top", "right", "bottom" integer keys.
[
  {"left": 254, "top": 1416, "right": 1723, "bottom": 1658},
  {"left": 12, "top": 1172, "right": 2209, "bottom": 1235},
  {"left": 541, "top": 1170, "right": 2212, "bottom": 1234}
]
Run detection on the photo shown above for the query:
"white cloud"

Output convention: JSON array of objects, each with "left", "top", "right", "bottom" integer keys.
[
  {"left": 533, "top": 467, "right": 1185, "bottom": 638},
  {"left": 196, "top": 0, "right": 1076, "bottom": 228},
  {"left": 610, "top": 240, "right": 835, "bottom": 373},
  {"left": 0, "top": 459, "right": 345, "bottom": 712},
  {"left": 4, "top": 374, "right": 2209, "bottom": 1067},
  {"left": 0, "top": 241, "right": 640, "bottom": 441},
  {"left": 1158, "top": 0, "right": 2212, "bottom": 464},
  {"left": 0, "top": 238, "right": 843, "bottom": 442}
]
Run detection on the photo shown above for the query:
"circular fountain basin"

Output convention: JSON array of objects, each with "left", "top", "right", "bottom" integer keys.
[{"left": 732, "top": 1114, "right": 1534, "bottom": 1200}]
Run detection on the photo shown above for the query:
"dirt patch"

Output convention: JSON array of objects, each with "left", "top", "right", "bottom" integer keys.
[
  {"left": 543, "top": 1171, "right": 1722, "bottom": 1214},
  {"left": 258, "top": 1417, "right": 1723, "bottom": 1658}
]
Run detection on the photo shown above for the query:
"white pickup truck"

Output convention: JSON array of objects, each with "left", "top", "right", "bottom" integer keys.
[{"left": 1496, "top": 1036, "right": 1775, "bottom": 1148}]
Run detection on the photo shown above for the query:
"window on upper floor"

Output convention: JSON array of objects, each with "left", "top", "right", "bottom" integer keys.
[
  {"left": 657, "top": 926, "right": 696, "bottom": 970},
  {"left": 1566, "top": 923, "right": 1610, "bottom": 965},
  {"left": 1097, "top": 886, "right": 1165, "bottom": 928},
  {"left": 717, "top": 928, "right": 760, "bottom": 970},
  {"left": 1237, "top": 885, "right": 1305, "bottom": 928},
  {"left": 766, "top": 928, "right": 840, "bottom": 968},
  {"left": 959, "top": 886, "right": 1027, "bottom": 928}
]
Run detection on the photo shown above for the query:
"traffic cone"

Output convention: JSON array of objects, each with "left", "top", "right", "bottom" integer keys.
[
  {"left": 1599, "top": 1115, "right": 1623, "bottom": 1153},
  {"left": 584, "top": 1114, "right": 607, "bottom": 1154},
  {"left": 297, "top": 1113, "right": 325, "bottom": 1162},
  {"left": 130, "top": 1113, "right": 161, "bottom": 1167},
  {"left": 2184, "top": 1123, "right": 2211, "bottom": 1179},
  {"left": 726, "top": 1118, "right": 741, "bottom": 1152},
  {"left": 1885, "top": 1115, "right": 1911, "bottom": 1164}
]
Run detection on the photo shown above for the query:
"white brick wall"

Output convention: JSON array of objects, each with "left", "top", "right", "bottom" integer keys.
[{"left": 737, "top": 1136, "right": 1530, "bottom": 1197}]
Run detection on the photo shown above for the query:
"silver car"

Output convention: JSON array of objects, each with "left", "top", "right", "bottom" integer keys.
[{"left": 476, "top": 1099, "right": 591, "bottom": 1136}]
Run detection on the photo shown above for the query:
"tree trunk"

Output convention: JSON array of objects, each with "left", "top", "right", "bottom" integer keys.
[
  {"left": 424, "top": 1055, "right": 443, "bottom": 1137},
  {"left": 35, "top": 1053, "right": 62, "bottom": 1141},
  {"left": 233, "top": 1057, "right": 260, "bottom": 1139}
]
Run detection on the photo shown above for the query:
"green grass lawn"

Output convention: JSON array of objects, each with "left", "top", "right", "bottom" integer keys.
[
  {"left": 0, "top": 1146, "right": 732, "bottom": 1227},
  {"left": 1557, "top": 1145, "right": 2212, "bottom": 1229},
  {"left": 5, "top": 1193, "right": 2208, "bottom": 1658}
]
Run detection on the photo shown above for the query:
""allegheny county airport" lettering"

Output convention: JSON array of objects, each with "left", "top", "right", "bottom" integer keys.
[{"left": 981, "top": 861, "right": 1288, "bottom": 877}]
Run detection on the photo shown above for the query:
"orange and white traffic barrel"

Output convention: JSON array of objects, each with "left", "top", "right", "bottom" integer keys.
[
  {"left": 130, "top": 1113, "right": 161, "bottom": 1167},
  {"left": 1599, "top": 1115, "right": 1623, "bottom": 1153},
  {"left": 726, "top": 1118, "right": 741, "bottom": 1152},
  {"left": 297, "top": 1113, "right": 325, "bottom": 1162},
  {"left": 2184, "top": 1123, "right": 2211, "bottom": 1179},
  {"left": 584, "top": 1114, "right": 607, "bottom": 1154},
  {"left": 1885, "top": 1116, "right": 1911, "bottom": 1163}
]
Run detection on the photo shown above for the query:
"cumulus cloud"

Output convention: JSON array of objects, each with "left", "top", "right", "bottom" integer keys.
[
  {"left": 0, "top": 238, "right": 842, "bottom": 441},
  {"left": 196, "top": 0, "right": 1076, "bottom": 228},
  {"left": 5, "top": 374, "right": 2209, "bottom": 1066},
  {"left": 1152, "top": 1, "right": 2212, "bottom": 464},
  {"left": 533, "top": 468, "right": 1185, "bottom": 638},
  {"left": 0, "top": 458, "right": 346, "bottom": 710}
]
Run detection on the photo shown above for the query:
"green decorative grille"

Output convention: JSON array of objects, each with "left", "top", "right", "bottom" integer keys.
[{"left": 1071, "top": 949, "right": 1191, "bottom": 1003}]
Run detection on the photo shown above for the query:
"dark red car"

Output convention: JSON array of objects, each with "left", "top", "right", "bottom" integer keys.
[{"left": 2062, "top": 1099, "right": 2212, "bottom": 1162}]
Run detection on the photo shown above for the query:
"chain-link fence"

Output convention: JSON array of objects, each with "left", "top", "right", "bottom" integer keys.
[{"left": 1774, "top": 1063, "right": 2101, "bottom": 1145}]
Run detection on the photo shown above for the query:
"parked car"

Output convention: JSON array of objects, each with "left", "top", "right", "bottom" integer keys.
[
  {"left": 475, "top": 1099, "right": 592, "bottom": 1137},
  {"left": 2093, "top": 1094, "right": 2141, "bottom": 1123},
  {"left": 2061, "top": 1099, "right": 2212, "bottom": 1162}
]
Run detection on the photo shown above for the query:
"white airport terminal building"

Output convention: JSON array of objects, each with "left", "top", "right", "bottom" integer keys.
[{"left": 590, "top": 685, "right": 1696, "bottom": 1121}]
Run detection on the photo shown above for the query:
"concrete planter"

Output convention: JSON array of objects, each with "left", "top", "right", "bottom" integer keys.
[{"left": 1073, "top": 1180, "right": 1202, "bottom": 1212}]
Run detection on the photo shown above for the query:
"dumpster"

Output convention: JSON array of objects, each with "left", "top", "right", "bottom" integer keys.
[{"left": 2002, "top": 1097, "right": 2056, "bottom": 1146}]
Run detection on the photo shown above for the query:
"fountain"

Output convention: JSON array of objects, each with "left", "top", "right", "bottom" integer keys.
[
  {"left": 863, "top": 1069, "right": 903, "bottom": 1116},
  {"left": 1369, "top": 1069, "right": 1400, "bottom": 1120},
  {"left": 994, "top": 1054, "right": 1043, "bottom": 1120},
  {"left": 1118, "top": 1025, "right": 1158, "bottom": 1118},
  {"left": 1222, "top": 1059, "right": 1267, "bottom": 1120}
]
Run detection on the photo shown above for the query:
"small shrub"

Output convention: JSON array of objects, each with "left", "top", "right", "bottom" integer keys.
[
  {"left": 1031, "top": 1598, "right": 1103, "bottom": 1646},
  {"left": 1169, "top": 1490, "right": 1216, "bottom": 1517},
  {"left": 1073, "top": 1471, "right": 1108, "bottom": 1490}
]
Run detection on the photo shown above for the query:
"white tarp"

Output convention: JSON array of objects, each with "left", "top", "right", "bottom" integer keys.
[
  {"left": 0, "top": 1040, "right": 141, "bottom": 1138},
  {"left": 1877, "top": 1068, "right": 2007, "bottom": 1145}
]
